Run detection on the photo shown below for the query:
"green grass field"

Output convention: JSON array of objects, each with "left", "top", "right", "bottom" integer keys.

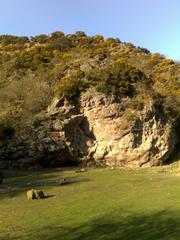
[{"left": 1, "top": 168, "right": 180, "bottom": 240}]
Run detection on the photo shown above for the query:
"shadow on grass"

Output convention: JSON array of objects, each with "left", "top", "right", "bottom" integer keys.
[
  {"left": 23, "top": 210, "right": 180, "bottom": 240},
  {"left": 43, "top": 194, "right": 56, "bottom": 199}
]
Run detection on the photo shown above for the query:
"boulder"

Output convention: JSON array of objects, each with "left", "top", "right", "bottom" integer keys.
[
  {"left": 27, "top": 189, "right": 36, "bottom": 200},
  {"left": 34, "top": 190, "right": 45, "bottom": 199},
  {"left": 27, "top": 189, "right": 45, "bottom": 200}
]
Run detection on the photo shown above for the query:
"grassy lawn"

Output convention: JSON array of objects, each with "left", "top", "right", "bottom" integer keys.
[{"left": 1, "top": 168, "right": 180, "bottom": 240}]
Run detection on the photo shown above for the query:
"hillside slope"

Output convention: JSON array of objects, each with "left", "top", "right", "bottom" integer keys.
[{"left": 0, "top": 31, "right": 179, "bottom": 168}]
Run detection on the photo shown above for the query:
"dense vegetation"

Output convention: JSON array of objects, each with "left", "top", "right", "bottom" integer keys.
[{"left": 0, "top": 31, "right": 179, "bottom": 135}]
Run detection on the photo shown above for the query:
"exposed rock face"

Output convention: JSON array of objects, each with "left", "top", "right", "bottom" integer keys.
[
  {"left": 80, "top": 91, "right": 176, "bottom": 167},
  {"left": 48, "top": 89, "right": 176, "bottom": 168},
  {"left": 0, "top": 89, "right": 177, "bottom": 169},
  {"left": 0, "top": 124, "right": 75, "bottom": 169}
]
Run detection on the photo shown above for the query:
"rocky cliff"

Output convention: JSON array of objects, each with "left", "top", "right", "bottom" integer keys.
[
  {"left": 48, "top": 89, "right": 176, "bottom": 168},
  {"left": 0, "top": 88, "right": 176, "bottom": 169}
]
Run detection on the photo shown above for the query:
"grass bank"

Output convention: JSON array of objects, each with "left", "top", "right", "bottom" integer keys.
[{"left": 1, "top": 168, "right": 180, "bottom": 240}]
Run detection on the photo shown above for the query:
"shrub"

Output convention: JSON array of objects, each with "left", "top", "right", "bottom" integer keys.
[
  {"left": 0, "top": 171, "right": 3, "bottom": 184},
  {"left": 89, "top": 60, "right": 148, "bottom": 97},
  {"left": 131, "top": 100, "right": 144, "bottom": 110},
  {"left": 55, "top": 76, "right": 82, "bottom": 99},
  {"left": 1, "top": 73, "right": 51, "bottom": 113},
  {"left": 49, "top": 31, "right": 71, "bottom": 51},
  {"left": 151, "top": 93, "right": 164, "bottom": 112},
  {"left": 31, "top": 34, "right": 49, "bottom": 44},
  {"left": 0, "top": 35, "right": 29, "bottom": 45},
  {"left": 0, "top": 121, "right": 15, "bottom": 139}
]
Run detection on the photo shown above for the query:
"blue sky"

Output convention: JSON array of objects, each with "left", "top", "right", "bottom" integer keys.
[{"left": 0, "top": 0, "right": 179, "bottom": 60}]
